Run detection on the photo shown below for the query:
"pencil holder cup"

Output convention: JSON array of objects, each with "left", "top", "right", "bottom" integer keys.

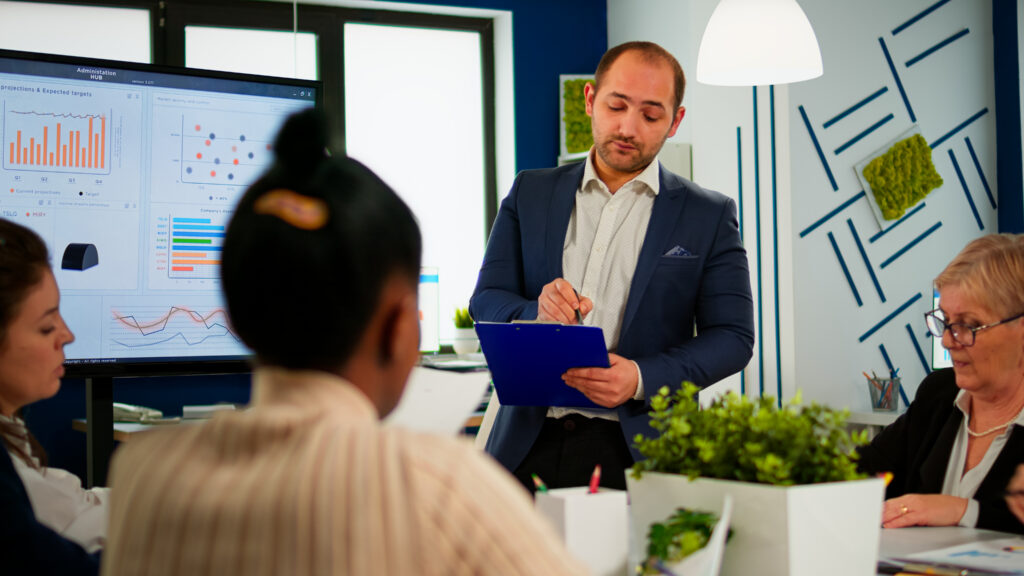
[
  {"left": 867, "top": 377, "right": 900, "bottom": 412},
  {"left": 534, "top": 487, "right": 628, "bottom": 576}
]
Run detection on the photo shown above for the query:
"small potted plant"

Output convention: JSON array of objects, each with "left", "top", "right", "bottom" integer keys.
[
  {"left": 627, "top": 383, "right": 884, "bottom": 576},
  {"left": 640, "top": 506, "right": 731, "bottom": 575},
  {"left": 452, "top": 307, "right": 478, "bottom": 355}
]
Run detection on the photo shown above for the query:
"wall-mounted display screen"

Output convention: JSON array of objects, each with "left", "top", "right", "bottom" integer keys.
[{"left": 0, "top": 49, "right": 319, "bottom": 376}]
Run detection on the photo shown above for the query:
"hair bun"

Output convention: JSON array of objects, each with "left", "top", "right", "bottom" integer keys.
[{"left": 273, "top": 108, "right": 332, "bottom": 175}]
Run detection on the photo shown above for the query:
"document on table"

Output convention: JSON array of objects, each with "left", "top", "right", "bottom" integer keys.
[
  {"left": 384, "top": 366, "right": 491, "bottom": 436},
  {"left": 899, "top": 536, "right": 1024, "bottom": 574}
]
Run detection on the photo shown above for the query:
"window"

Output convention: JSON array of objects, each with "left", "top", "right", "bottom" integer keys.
[
  {"left": 0, "top": 0, "right": 151, "bottom": 62},
  {"left": 4, "top": 0, "right": 500, "bottom": 349},
  {"left": 184, "top": 26, "right": 317, "bottom": 80},
  {"left": 344, "top": 22, "right": 487, "bottom": 344}
]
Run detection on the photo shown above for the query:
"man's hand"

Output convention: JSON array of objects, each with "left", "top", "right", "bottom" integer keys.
[
  {"left": 561, "top": 353, "right": 638, "bottom": 408},
  {"left": 537, "top": 278, "right": 593, "bottom": 324},
  {"left": 881, "top": 494, "right": 968, "bottom": 528}
]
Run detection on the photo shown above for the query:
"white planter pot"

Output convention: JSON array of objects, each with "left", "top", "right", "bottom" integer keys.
[
  {"left": 627, "top": 472, "right": 885, "bottom": 576},
  {"left": 452, "top": 327, "right": 479, "bottom": 355}
]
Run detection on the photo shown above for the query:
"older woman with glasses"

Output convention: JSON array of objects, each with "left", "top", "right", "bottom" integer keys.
[{"left": 858, "top": 234, "right": 1024, "bottom": 534}]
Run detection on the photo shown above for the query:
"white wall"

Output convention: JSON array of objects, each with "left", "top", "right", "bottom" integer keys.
[
  {"left": 606, "top": 0, "right": 765, "bottom": 404},
  {"left": 789, "top": 0, "right": 995, "bottom": 410},
  {"left": 608, "top": 0, "right": 998, "bottom": 411}
]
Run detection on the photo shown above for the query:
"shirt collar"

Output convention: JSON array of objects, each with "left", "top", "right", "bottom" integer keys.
[
  {"left": 251, "top": 366, "right": 379, "bottom": 422},
  {"left": 953, "top": 388, "right": 1024, "bottom": 428},
  {"left": 0, "top": 413, "right": 38, "bottom": 467},
  {"left": 582, "top": 148, "right": 660, "bottom": 196}
]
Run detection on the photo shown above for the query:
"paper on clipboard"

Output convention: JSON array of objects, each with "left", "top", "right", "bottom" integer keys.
[{"left": 474, "top": 321, "right": 609, "bottom": 408}]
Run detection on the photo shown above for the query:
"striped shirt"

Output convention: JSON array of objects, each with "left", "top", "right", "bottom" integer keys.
[{"left": 102, "top": 368, "right": 586, "bottom": 576}]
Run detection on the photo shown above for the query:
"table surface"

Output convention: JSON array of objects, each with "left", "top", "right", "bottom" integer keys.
[
  {"left": 879, "top": 525, "right": 1016, "bottom": 558},
  {"left": 72, "top": 414, "right": 485, "bottom": 443},
  {"left": 848, "top": 410, "right": 902, "bottom": 427}
]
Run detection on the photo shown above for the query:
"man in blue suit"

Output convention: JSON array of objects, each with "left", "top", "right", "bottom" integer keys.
[{"left": 470, "top": 41, "right": 755, "bottom": 492}]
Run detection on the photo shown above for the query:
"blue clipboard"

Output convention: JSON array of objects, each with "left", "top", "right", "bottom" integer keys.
[{"left": 475, "top": 321, "right": 610, "bottom": 408}]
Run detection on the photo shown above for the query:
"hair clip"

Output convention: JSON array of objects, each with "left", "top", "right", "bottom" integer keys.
[{"left": 254, "top": 189, "right": 328, "bottom": 230}]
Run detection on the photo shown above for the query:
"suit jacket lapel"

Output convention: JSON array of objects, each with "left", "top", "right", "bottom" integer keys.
[
  {"left": 976, "top": 425, "right": 1024, "bottom": 499},
  {"left": 545, "top": 163, "right": 585, "bottom": 280},
  {"left": 620, "top": 167, "right": 687, "bottom": 338},
  {"left": 918, "top": 410, "right": 962, "bottom": 492}
]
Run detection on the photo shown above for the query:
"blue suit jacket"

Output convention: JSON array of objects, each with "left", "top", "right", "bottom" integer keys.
[
  {"left": 470, "top": 161, "right": 755, "bottom": 472},
  {"left": 1, "top": 446, "right": 99, "bottom": 575}
]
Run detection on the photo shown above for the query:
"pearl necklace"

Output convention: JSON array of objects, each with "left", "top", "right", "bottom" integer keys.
[
  {"left": 967, "top": 375, "right": 1024, "bottom": 438},
  {"left": 966, "top": 419, "right": 1015, "bottom": 438}
]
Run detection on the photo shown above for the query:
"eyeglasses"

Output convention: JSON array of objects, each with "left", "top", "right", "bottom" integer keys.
[{"left": 924, "top": 308, "right": 1024, "bottom": 347}]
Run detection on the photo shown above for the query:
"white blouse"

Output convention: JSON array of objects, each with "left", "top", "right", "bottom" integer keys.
[{"left": 1, "top": 414, "right": 108, "bottom": 553}]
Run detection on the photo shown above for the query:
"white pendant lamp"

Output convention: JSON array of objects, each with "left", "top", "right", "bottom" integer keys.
[{"left": 697, "top": 0, "right": 823, "bottom": 86}]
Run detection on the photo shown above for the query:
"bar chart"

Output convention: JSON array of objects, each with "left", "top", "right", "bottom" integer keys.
[
  {"left": 3, "top": 108, "right": 111, "bottom": 174},
  {"left": 167, "top": 216, "right": 224, "bottom": 280}
]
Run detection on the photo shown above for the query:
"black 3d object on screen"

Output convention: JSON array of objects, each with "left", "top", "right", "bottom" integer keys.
[{"left": 62, "top": 243, "right": 98, "bottom": 271}]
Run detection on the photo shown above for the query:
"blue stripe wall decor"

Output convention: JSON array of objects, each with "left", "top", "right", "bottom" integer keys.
[{"left": 788, "top": 0, "right": 997, "bottom": 411}]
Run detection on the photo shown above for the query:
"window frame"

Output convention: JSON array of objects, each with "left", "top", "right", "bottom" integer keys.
[{"left": 161, "top": 0, "right": 498, "bottom": 240}]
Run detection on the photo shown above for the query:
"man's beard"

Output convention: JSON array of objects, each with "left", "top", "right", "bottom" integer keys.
[{"left": 595, "top": 136, "right": 659, "bottom": 174}]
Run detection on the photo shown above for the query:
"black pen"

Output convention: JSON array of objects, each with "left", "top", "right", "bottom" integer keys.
[{"left": 571, "top": 288, "right": 583, "bottom": 324}]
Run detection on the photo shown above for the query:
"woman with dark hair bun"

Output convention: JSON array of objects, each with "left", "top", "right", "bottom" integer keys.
[
  {"left": 102, "top": 110, "right": 586, "bottom": 576},
  {"left": 0, "top": 218, "right": 101, "bottom": 574}
]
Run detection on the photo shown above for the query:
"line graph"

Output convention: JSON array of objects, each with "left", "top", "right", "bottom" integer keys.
[{"left": 109, "top": 305, "right": 244, "bottom": 355}]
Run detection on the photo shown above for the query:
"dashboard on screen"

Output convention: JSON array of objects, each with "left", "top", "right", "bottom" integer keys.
[{"left": 0, "top": 50, "right": 319, "bottom": 376}]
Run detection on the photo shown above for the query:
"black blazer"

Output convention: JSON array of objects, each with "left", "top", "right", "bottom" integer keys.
[
  {"left": 0, "top": 446, "right": 99, "bottom": 575},
  {"left": 858, "top": 368, "right": 1024, "bottom": 534}
]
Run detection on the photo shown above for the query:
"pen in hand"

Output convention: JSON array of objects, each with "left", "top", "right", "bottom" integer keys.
[{"left": 571, "top": 288, "right": 583, "bottom": 324}]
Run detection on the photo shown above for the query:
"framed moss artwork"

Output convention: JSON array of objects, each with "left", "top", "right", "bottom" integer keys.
[
  {"left": 854, "top": 126, "right": 944, "bottom": 229},
  {"left": 559, "top": 74, "right": 593, "bottom": 164}
]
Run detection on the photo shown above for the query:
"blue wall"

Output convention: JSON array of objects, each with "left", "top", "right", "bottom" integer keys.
[{"left": 28, "top": 0, "right": 608, "bottom": 483}]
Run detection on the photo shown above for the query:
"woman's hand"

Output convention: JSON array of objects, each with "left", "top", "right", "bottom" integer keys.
[
  {"left": 1006, "top": 464, "right": 1024, "bottom": 525},
  {"left": 882, "top": 494, "right": 968, "bottom": 528}
]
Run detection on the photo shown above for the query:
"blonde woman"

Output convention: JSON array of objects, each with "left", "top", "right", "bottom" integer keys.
[{"left": 859, "top": 234, "right": 1024, "bottom": 534}]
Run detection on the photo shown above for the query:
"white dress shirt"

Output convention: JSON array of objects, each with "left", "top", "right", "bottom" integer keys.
[{"left": 549, "top": 151, "right": 660, "bottom": 421}]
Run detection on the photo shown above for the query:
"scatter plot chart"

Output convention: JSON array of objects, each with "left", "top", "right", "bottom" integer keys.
[{"left": 179, "top": 115, "right": 274, "bottom": 186}]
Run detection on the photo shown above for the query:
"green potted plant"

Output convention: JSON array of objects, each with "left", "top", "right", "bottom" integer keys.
[
  {"left": 452, "top": 307, "right": 477, "bottom": 355},
  {"left": 640, "top": 506, "right": 731, "bottom": 575},
  {"left": 627, "top": 383, "right": 884, "bottom": 576}
]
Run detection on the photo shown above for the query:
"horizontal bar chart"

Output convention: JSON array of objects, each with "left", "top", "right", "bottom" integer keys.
[{"left": 168, "top": 217, "right": 225, "bottom": 280}]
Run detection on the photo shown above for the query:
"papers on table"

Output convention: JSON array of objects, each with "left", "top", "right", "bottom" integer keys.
[
  {"left": 894, "top": 536, "right": 1024, "bottom": 575},
  {"left": 384, "top": 366, "right": 490, "bottom": 436}
]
